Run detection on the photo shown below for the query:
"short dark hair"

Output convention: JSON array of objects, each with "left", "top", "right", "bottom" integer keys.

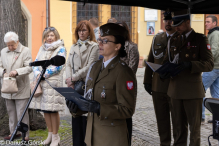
[
  {"left": 89, "top": 17, "right": 99, "bottom": 27},
  {"left": 207, "top": 15, "right": 218, "bottom": 25}
]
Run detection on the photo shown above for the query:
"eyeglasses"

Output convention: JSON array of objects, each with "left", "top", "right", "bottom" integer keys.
[
  {"left": 77, "top": 29, "right": 88, "bottom": 33},
  {"left": 97, "top": 38, "right": 116, "bottom": 44},
  {"left": 44, "top": 27, "right": 56, "bottom": 32}
]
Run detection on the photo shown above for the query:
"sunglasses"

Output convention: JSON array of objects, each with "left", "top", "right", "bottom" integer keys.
[{"left": 44, "top": 27, "right": 56, "bottom": 32}]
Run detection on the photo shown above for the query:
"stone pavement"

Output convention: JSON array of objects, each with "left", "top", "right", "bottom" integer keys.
[{"left": 132, "top": 68, "right": 218, "bottom": 146}]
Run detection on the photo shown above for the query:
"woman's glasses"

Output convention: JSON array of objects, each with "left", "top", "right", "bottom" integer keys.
[
  {"left": 77, "top": 29, "right": 88, "bottom": 33},
  {"left": 97, "top": 38, "right": 116, "bottom": 44}
]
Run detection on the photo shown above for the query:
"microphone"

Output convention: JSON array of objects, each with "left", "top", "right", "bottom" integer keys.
[
  {"left": 50, "top": 55, "right": 66, "bottom": 66},
  {"left": 29, "top": 55, "right": 65, "bottom": 67}
]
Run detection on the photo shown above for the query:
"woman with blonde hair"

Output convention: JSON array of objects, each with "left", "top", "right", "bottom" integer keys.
[
  {"left": 29, "top": 27, "right": 66, "bottom": 146},
  {"left": 65, "top": 20, "right": 99, "bottom": 146}
]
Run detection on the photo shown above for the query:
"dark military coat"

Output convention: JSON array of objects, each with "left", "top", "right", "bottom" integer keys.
[
  {"left": 84, "top": 56, "right": 137, "bottom": 146},
  {"left": 163, "top": 29, "right": 214, "bottom": 99},
  {"left": 144, "top": 32, "right": 179, "bottom": 93}
]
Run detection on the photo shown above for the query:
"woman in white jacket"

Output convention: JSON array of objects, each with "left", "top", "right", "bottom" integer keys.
[{"left": 29, "top": 27, "right": 66, "bottom": 146}]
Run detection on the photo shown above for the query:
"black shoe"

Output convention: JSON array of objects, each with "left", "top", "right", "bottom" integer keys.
[{"left": 208, "top": 120, "right": 213, "bottom": 123}]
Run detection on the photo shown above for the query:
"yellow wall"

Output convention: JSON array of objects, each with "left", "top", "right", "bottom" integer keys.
[
  {"left": 50, "top": 0, "right": 72, "bottom": 56},
  {"left": 138, "top": 8, "right": 161, "bottom": 59},
  {"left": 138, "top": 10, "right": 205, "bottom": 59},
  {"left": 99, "top": 4, "right": 111, "bottom": 25},
  {"left": 191, "top": 21, "right": 204, "bottom": 34}
]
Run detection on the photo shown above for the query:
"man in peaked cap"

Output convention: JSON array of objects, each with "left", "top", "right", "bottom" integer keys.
[
  {"left": 161, "top": 14, "right": 214, "bottom": 145},
  {"left": 144, "top": 10, "right": 179, "bottom": 146}
]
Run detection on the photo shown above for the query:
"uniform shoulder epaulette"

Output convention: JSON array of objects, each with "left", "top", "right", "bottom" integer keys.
[
  {"left": 118, "top": 60, "right": 127, "bottom": 66},
  {"left": 156, "top": 32, "right": 165, "bottom": 37}
]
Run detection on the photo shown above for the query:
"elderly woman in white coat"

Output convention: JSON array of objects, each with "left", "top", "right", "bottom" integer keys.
[
  {"left": 0, "top": 32, "right": 32, "bottom": 141},
  {"left": 65, "top": 20, "right": 99, "bottom": 146},
  {"left": 29, "top": 27, "right": 66, "bottom": 146}
]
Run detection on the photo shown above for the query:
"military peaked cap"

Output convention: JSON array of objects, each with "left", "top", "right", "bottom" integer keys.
[
  {"left": 100, "top": 23, "right": 127, "bottom": 39},
  {"left": 163, "top": 11, "right": 172, "bottom": 20},
  {"left": 172, "top": 14, "right": 190, "bottom": 27}
]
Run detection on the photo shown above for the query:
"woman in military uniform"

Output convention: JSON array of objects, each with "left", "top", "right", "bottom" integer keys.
[{"left": 66, "top": 23, "right": 137, "bottom": 146}]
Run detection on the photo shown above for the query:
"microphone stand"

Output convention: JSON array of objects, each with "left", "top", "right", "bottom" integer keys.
[{"left": 10, "top": 62, "right": 50, "bottom": 145}]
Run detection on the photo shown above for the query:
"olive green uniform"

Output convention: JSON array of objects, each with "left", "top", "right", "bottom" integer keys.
[
  {"left": 144, "top": 32, "right": 179, "bottom": 146},
  {"left": 163, "top": 30, "right": 214, "bottom": 146},
  {"left": 84, "top": 56, "right": 137, "bottom": 146}
]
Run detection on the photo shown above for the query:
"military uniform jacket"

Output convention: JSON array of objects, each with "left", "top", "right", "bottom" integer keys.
[
  {"left": 163, "top": 30, "right": 214, "bottom": 99},
  {"left": 144, "top": 32, "right": 178, "bottom": 93},
  {"left": 84, "top": 56, "right": 137, "bottom": 146}
]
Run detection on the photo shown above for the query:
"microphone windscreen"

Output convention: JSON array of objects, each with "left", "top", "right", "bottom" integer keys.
[{"left": 50, "top": 55, "right": 66, "bottom": 66}]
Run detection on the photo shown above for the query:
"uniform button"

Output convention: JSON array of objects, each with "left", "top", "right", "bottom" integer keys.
[
  {"left": 111, "top": 123, "right": 114, "bottom": 126},
  {"left": 105, "top": 117, "right": 107, "bottom": 119}
]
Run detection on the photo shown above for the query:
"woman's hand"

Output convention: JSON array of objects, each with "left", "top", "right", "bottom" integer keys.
[
  {"left": 9, "top": 70, "right": 18, "bottom": 77},
  {"left": 66, "top": 77, "right": 73, "bottom": 87},
  {"left": 69, "top": 84, "right": 74, "bottom": 89},
  {"left": 37, "top": 74, "right": 40, "bottom": 79}
]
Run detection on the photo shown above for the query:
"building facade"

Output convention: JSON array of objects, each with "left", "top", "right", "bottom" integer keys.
[
  {"left": 21, "top": 0, "right": 209, "bottom": 64},
  {"left": 21, "top": 0, "right": 47, "bottom": 60}
]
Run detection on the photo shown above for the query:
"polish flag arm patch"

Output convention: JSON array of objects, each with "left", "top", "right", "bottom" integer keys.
[
  {"left": 126, "top": 81, "right": 134, "bottom": 90},
  {"left": 207, "top": 44, "right": 211, "bottom": 50}
]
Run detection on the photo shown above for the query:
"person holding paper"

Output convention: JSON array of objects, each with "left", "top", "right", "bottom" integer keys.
[
  {"left": 161, "top": 14, "right": 214, "bottom": 145},
  {"left": 66, "top": 23, "right": 137, "bottom": 146},
  {"left": 144, "top": 11, "right": 179, "bottom": 146}
]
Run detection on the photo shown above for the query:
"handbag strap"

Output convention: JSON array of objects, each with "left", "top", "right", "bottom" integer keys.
[
  {"left": 10, "top": 46, "right": 24, "bottom": 72},
  {"left": 72, "top": 52, "right": 76, "bottom": 74}
]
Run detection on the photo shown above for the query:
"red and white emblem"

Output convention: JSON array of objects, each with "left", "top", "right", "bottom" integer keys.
[
  {"left": 126, "top": 81, "right": 134, "bottom": 90},
  {"left": 207, "top": 44, "right": 211, "bottom": 50}
]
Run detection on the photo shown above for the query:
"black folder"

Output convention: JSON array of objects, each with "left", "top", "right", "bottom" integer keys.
[
  {"left": 53, "top": 87, "right": 88, "bottom": 111},
  {"left": 52, "top": 87, "right": 90, "bottom": 111},
  {"left": 146, "top": 61, "right": 181, "bottom": 76},
  {"left": 45, "top": 79, "right": 89, "bottom": 111}
]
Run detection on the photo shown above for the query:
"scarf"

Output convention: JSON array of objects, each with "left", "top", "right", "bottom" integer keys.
[
  {"left": 77, "top": 38, "right": 89, "bottom": 48},
  {"left": 44, "top": 39, "right": 62, "bottom": 50},
  {"left": 208, "top": 26, "right": 219, "bottom": 34}
]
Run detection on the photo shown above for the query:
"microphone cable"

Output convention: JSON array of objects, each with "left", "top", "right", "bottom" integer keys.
[{"left": 208, "top": 134, "right": 213, "bottom": 146}]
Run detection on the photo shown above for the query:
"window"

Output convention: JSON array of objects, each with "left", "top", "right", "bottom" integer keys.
[
  {"left": 77, "top": 3, "right": 99, "bottom": 24},
  {"left": 111, "top": 6, "right": 137, "bottom": 43},
  {"left": 111, "top": 5, "right": 131, "bottom": 28}
]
